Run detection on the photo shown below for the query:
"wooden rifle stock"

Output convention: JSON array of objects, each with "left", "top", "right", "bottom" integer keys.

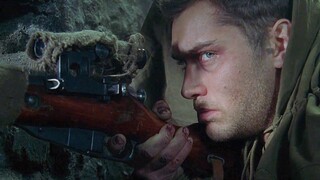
[{"left": 16, "top": 85, "right": 243, "bottom": 178}]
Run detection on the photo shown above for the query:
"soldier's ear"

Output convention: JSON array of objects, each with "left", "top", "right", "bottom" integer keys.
[{"left": 270, "top": 18, "right": 291, "bottom": 69}]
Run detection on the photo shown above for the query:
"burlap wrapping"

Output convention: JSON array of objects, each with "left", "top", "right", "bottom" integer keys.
[{"left": 26, "top": 30, "right": 146, "bottom": 77}]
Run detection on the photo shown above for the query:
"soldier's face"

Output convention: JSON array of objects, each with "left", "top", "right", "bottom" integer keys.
[{"left": 171, "top": 0, "right": 277, "bottom": 141}]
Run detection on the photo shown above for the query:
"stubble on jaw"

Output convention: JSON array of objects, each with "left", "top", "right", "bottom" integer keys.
[
  {"left": 204, "top": 54, "right": 276, "bottom": 142},
  {"left": 229, "top": 53, "right": 276, "bottom": 140}
]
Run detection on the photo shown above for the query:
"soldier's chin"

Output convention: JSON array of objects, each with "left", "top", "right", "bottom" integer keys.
[{"left": 205, "top": 123, "right": 231, "bottom": 142}]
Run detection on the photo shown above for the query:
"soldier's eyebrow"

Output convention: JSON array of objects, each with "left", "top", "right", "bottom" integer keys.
[
  {"left": 171, "top": 45, "right": 183, "bottom": 60},
  {"left": 171, "top": 40, "right": 218, "bottom": 60}
]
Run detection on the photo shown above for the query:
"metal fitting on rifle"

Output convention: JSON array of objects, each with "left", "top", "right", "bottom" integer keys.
[
  {"left": 122, "top": 85, "right": 147, "bottom": 103},
  {"left": 24, "top": 93, "right": 40, "bottom": 109}
]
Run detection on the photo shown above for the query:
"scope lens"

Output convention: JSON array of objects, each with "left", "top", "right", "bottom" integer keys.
[
  {"left": 95, "top": 43, "right": 110, "bottom": 60},
  {"left": 33, "top": 38, "right": 45, "bottom": 59},
  {"left": 136, "top": 48, "right": 148, "bottom": 69}
]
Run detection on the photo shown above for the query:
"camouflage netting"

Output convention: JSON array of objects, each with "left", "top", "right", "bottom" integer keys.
[{"left": 0, "top": 0, "right": 153, "bottom": 179}]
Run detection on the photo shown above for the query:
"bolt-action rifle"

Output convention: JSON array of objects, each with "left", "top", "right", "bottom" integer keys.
[{"left": 15, "top": 37, "right": 243, "bottom": 178}]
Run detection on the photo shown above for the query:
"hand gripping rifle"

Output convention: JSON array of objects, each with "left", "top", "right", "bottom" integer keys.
[{"left": 15, "top": 31, "right": 243, "bottom": 179}]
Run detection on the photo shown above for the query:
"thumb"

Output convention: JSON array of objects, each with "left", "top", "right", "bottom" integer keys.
[{"left": 152, "top": 100, "right": 172, "bottom": 122}]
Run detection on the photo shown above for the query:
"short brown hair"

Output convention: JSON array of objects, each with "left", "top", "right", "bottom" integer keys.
[{"left": 158, "top": 0, "right": 291, "bottom": 55}]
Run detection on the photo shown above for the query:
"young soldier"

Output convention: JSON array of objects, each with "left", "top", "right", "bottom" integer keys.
[{"left": 109, "top": 0, "right": 320, "bottom": 179}]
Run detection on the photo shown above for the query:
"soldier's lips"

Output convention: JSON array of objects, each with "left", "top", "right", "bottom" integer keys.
[{"left": 197, "top": 108, "right": 220, "bottom": 123}]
